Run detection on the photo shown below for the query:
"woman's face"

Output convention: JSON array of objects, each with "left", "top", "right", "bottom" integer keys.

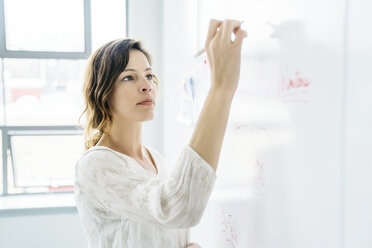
[{"left": 109, "top": 49, "right": 158, "bottom": 122}]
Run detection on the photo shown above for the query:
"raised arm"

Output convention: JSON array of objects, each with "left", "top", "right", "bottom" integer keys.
[{"left": 188, "top": 19, "right": 248, "bottom": 172}]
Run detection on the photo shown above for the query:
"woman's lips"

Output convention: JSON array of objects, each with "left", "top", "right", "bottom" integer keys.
[{"left": 138, "top": 101, "right": 153, "bottom": 105}]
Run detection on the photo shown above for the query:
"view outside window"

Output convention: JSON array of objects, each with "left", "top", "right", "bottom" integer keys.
[
  {"left": 4, "top": 0, "right": 85, "bottom": 52},
  {"left": 3, "top": 59, "right": 87, "bottom": 125}
]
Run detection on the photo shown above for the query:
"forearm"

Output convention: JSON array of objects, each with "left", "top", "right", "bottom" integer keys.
[{"left": 188, "top": 86, "right": 235, "bottom": 173}]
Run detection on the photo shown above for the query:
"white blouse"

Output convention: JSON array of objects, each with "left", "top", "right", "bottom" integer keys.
[{"left": 74, "top": 144, "right": 217, "bottom": 248}]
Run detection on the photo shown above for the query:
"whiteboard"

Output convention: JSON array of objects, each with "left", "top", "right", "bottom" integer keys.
[{"left": 175, "top": 0, "right": 372, "bottom": 247}]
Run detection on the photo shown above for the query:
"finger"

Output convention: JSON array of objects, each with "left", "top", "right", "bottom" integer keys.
[
  {"left": 232, "top": 28, "right": 248, "bottom": 49},
  {"left": 205, "top": 19, "right": 223, "bottom": 46},
  {"left": 221, "top": 19, "right": 244, "bottom": 43}
]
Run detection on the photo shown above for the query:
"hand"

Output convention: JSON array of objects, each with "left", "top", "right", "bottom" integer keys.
[
  {"left": 204, "top": 19, "right": 248, "bottom": 94},
  {"left": 185, "top": 242, "right": 202, "bottom": 248}
]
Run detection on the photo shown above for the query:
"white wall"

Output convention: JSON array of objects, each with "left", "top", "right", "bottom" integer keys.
[
  {"left": 344, "top": 0, "right": 372, "bottom": 247},
  {"left": 0, "top": 208, "right": 86, "bottom": 248}
]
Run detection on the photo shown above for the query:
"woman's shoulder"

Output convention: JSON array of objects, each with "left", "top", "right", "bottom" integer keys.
[
  {"left": 76, "top": 146, "right": 128, "bottom": 171},
  {"left": 83, "top": 145, "right": 123, "bottom": 159}
]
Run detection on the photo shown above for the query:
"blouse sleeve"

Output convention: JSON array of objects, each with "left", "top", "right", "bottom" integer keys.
[{"left": 75, "top": 145, "right": 217, "bottom": 229}]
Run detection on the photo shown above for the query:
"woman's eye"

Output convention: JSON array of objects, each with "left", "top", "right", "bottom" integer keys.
[
  {"left": 123, "top": 76, "right": 133, "bottom": 81},
  {"left": 122, "top": 74, "right": 153, "bottom": 82}
]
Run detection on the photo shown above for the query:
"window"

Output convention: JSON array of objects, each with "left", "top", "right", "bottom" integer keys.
[
  {"left": 1, "top": 0, "right": 91, "bottom": 59},
  {"left": 0, "top": 0, "right": 127, "bottom": 196}
]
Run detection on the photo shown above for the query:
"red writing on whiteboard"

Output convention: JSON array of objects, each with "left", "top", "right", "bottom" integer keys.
[
  {"left": 279, "top": 66, "right": 311, "bottom": 104},
  {"left": 221, "top": 205, "right": 240, "bottom": 248},
  {"left": 253, "top": 157, "right": 265, "bottom": 186},
  {"left": 282, "top": 70, "right": 311, "bottom": 91},
  {"left": 253, "top": 157, "right": 271, "bottom": 196}
]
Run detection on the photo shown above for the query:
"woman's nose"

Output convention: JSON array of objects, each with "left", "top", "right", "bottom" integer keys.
[
  {"left": 141, "top": 87, "right": 152, "bottom": 92},
  {"left": 141, "top": 84, "right": 152, "bottom": 92},
  {"left": 141, "top": 80, "right": 153, "bottom": 92}
]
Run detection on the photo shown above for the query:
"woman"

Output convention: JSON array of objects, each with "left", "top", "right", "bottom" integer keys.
[{"left": 74, "top": 19, "right": 247, "bottom": 248}]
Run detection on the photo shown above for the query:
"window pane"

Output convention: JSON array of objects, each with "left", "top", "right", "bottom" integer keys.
[
  {"left": 4, "top": 0, "right": 85, "bottom": 52},
  {"left": 0, "top": 130, "right": 2, "bottom": 195},
  {"left": 0, "top": 59, "right": 4, "bottom": 126},
  {"left": 9, "top": 134, "right": 85, "bottom": 192},
  {"left": 3, "top": 58, "right": 87, "bottom": 125}
]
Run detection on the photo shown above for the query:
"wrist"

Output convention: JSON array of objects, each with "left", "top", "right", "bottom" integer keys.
[{"left": 209, "top": 85, "right": 236, "bottom": 99}]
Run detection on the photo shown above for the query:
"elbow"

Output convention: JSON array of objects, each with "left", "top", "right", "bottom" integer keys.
[
  {"left": 161, "top": 210, "right": 202, "bottom": 229},
  {"left": 187, "top": 217, "right": 202, "bottom": 228},
  {"left": 173, "top": 209, "right": 204, "bottom": 229}
]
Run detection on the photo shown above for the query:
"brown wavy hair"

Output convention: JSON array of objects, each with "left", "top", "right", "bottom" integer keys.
[{"left": 78, "top": 38, "right": 159, "bottom": 151}]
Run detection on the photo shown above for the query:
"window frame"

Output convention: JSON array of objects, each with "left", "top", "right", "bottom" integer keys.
[
  {"left": 0, "top": 0, "right": 92, "bottom": 59},
  {"left": 1, "top": 125, "right": 84, "bottom": 197}
]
